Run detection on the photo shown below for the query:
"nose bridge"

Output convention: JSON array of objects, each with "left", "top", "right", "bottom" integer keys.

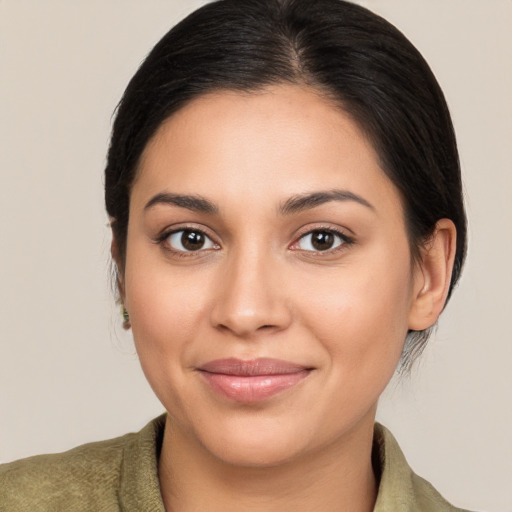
[{"left": 210, "top": 242, "right": 290, "bottom": 337}]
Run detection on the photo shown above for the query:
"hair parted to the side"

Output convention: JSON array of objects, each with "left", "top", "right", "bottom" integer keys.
[{"left": 105, "top": 0, "right": 466, "bottom": 371}]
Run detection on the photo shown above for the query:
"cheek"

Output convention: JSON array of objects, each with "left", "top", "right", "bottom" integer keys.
[
  {"left": 123, "top": 262, "right": 215, "bottom": 422},
  {"left": 298, "top": 252, "right": 413, "bottom": 375},
  {"left": 124, "top": 256, "right": 209, "bottom": 368}
]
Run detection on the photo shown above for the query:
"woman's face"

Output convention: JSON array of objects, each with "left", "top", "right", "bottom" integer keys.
[{"left": 122, "top": 85, "right": 423, "bottom": 466}]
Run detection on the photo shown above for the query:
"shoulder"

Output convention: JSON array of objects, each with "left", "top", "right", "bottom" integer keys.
[
  {"left": 374, "top": 423, "right": 477, "bottom": 512},
  {"left": 0, "top": 432, "right": 133, "bottom": 511},
  {"left": 409, "top": 471, "right": 475, "bottom": 512},
  {"left": 0, "top": 415, "right": 166, "bottom": 512}
]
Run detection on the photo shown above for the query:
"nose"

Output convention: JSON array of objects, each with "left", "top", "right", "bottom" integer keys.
[{"left": 209, "top": 248, "right": 292, "bottom": 338}]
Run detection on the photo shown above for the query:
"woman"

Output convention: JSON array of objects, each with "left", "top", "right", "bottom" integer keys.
[{"left": 0, "top": 0, "right": 476, "bottom": 510}]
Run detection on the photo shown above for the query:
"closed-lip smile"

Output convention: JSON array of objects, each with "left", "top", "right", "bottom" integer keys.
[{"left": 197, "top": 358, "right": 313, "bottom": 403}]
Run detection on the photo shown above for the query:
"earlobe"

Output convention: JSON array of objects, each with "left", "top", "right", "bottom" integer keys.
[{"left": 408, "top": 219, "right": 457, "bottom": 331}]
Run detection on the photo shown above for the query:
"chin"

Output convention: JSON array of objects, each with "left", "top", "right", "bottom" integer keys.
[
  {"left": 192, "top": 408, "right": 345, "bottom": 470},
  {"left": 209, "top": 433, "right": 306, "bottom": 469}
]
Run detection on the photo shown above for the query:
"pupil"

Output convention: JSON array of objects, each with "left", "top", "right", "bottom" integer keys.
[
  {"left": 181, "top": 231, "right": 204, "bottom": 250},
  {"left": 312, "top": 231, "right": 334, "bottom": 251}
]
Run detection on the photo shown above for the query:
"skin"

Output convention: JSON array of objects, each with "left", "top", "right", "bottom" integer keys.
[{"left": 114, "top": 85, "right": 456, "bottom": 512}]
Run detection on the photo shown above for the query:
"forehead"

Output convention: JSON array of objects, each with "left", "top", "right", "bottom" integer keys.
[{"left": 132, "top": 85, "right": 401, "bottom": 218}]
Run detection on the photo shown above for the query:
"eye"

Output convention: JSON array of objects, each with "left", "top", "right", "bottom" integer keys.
[
  {"left": 295, "top": 229, "right": 348, "bottom": 252},
  {"left": 166, "top": 229, "right": 217, "bottom": 252}
]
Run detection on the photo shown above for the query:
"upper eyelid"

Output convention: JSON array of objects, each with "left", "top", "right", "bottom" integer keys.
[
  {"left": 292, "top": 225, "right": 353, "bottom": 241},
  {"left": 156, "top": 224, "right": 217, "bottom": 241}
]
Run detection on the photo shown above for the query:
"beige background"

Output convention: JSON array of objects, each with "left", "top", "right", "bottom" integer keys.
[{"left": 1, "top": 1, "right": 511, "bottom": 510}]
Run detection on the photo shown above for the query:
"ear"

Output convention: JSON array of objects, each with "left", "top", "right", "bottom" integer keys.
[
  {"left": 110, "top": 228, "right": 126, "bottom": 303},
  {"left": 408, "top": 219, "right": 457, "bottom": 331}
]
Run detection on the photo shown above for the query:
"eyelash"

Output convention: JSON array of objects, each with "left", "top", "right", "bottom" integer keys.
[
  {"left": 154, "top": 225, "right": 354, "bottom": 258},
  {"left": 154, "top": 225, "right": 219, "bottom": 258},
  {"left": 291, "top": 226, "right": 354, "bottom": 256}
]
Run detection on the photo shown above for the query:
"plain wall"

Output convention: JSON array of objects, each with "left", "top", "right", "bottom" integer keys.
[{"left": 1, "top": 1, "right": 511, "bottom": 511}]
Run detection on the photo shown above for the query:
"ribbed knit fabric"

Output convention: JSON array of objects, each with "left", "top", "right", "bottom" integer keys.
[{"left": 0, "top": 415, "right": 473, "bottom": 511}]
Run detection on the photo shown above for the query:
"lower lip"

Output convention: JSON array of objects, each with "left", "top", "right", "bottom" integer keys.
[{"left": 200, "top": 370, "right": 311, "bottom": 403}]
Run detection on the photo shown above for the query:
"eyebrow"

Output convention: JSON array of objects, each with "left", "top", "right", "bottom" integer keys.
[
  {"left": 144, "top": 192, "right": 218, "bottom": 214},
  {"left": 279, "top": 189, "right": 374, "bottom": 215},
  {"left": 144, "top": 189, "right": 374, "bottom": 216}
]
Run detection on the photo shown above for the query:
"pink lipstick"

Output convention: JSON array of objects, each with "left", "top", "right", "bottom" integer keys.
[{"left": 198, "top": 358, "right": 311, "bottom": 403}]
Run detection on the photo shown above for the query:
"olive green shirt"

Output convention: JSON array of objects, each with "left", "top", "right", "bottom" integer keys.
[{"left": 0, "top": 415, "right": 473, "bottom": 511}]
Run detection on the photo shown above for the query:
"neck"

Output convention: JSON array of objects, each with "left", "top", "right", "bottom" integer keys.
[{"left": 158, "top": 415, "right": 378, "bottom": 512}]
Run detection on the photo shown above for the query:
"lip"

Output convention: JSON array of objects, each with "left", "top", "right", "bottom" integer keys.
[{"left": 198, "top": 358, "right": 312, "bottom": 403}]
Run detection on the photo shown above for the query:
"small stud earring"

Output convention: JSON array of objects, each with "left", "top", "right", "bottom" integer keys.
[{"left": 121, "top": 305, "right": 131, "bottom": 330}]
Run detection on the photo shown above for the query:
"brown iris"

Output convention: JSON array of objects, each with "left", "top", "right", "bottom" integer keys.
[
  {"left": 310, "top": 231, "right": 336, "bottom": 251},
  {"left": 181, "top": 230, "right": 206, "bottom": 251}
]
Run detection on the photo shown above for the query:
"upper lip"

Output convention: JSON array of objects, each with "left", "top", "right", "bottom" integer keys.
[{"left": 198, "top": 358, "right": 310, "bottom": 376}]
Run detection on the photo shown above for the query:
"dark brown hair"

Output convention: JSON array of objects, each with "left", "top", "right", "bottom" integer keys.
[{"left": 105, "top": 0, "right": 466, "bottom": 370}]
